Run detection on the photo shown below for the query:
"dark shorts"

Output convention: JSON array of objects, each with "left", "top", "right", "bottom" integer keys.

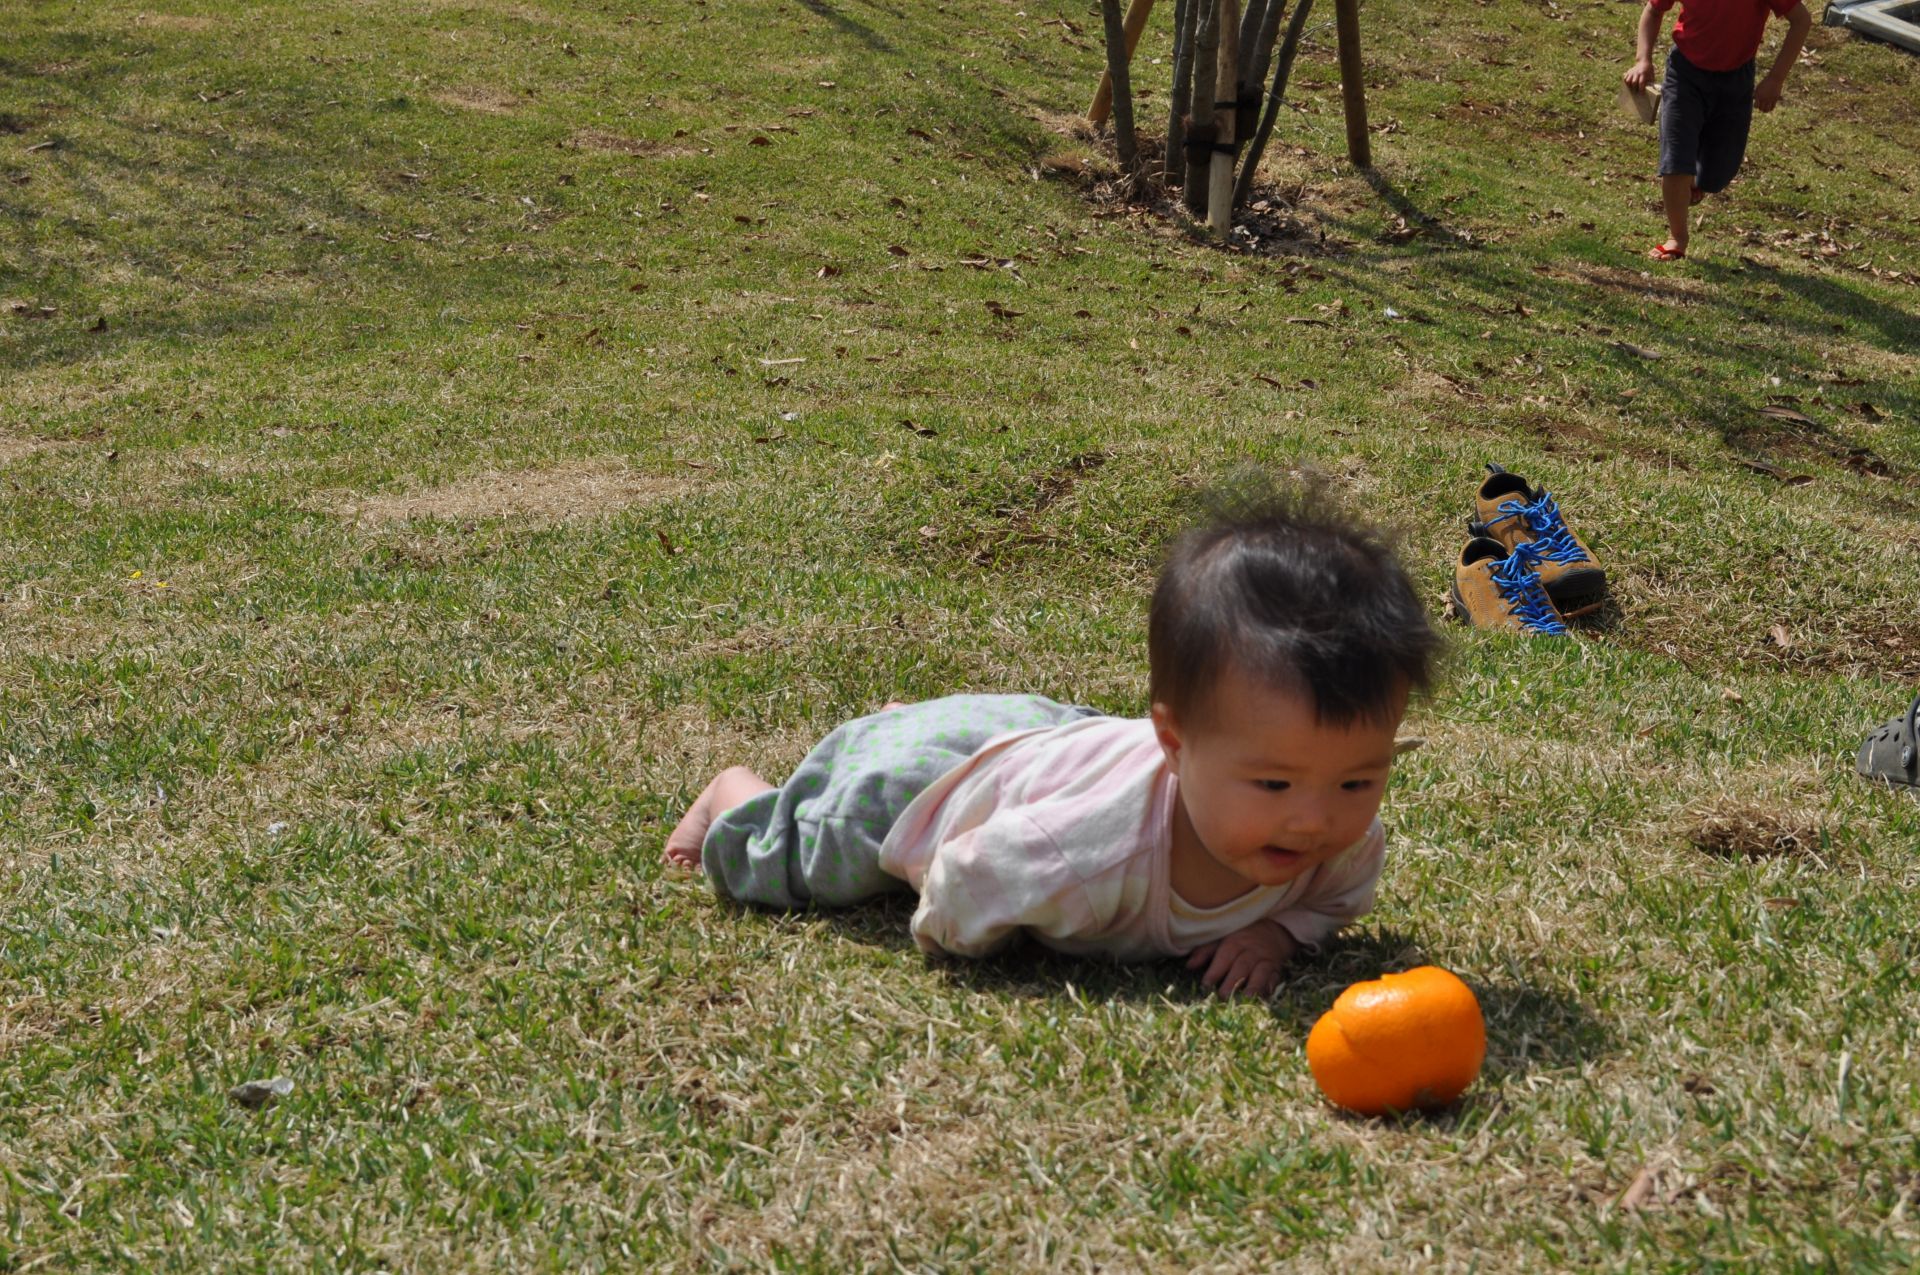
[{"left": 1659, "top": 48, "right": 1756, "bottom": 194}]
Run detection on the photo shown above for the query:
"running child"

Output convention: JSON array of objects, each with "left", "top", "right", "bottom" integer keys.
[
  {"left": 1625, "top": 0, "right": 1812, "bottom": 261},
  {"left": 663, "top": 482, "right": 1441, "bottom": 1000}
]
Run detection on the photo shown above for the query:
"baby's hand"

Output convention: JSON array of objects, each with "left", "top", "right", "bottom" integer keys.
[{"left": 1186, "top": 920, "right": 1299, "bottom": 1000}]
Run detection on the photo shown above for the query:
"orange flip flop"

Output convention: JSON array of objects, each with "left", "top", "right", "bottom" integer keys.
[{"left": 1648, "top": 242, "right": 1686, "bottom": 261}]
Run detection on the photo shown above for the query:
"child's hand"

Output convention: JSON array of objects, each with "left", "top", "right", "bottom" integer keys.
[
  {"left": 1755, "top": 76, "right": 1785, "bottom": 112},
  {"left": 1623, "top": 60, "right": 1655, "bottom": 90},
  {"left": 1186, "top": 920, "right": 1298, "bottom": 1000}
]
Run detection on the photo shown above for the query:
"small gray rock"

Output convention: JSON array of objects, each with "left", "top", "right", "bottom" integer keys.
[{"left": 228, "top": 1076, "right": 295, "bottom": 1110}]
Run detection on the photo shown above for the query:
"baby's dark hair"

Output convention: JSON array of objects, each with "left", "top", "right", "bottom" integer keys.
[{"left": 1148, "top": 474, "right": 1441, "bottom": 727}]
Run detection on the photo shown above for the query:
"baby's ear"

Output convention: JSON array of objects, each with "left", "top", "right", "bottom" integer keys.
[{"left": 1149, "top": 702, "right": 1186, "bottom": 763}]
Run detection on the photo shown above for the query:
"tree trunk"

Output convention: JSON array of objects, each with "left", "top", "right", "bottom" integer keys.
[
  {"left": 1237, "top": 0, "right": 1269, "bottom": 83},
  {"left": 1234, "top": 0, "right": 1313, "bottom": 207},
  {"left": 1334, "top": 0, "right": 1372, "bottom": 166},
  {"left": 1098, "top": 0, "right": 1140, "bottom": 174},
  {"left": 1243, "top": 0, "right": 1289, "bottom": 101},
  {"left": 1206, "top": 0, "right": 1240, "bottom": 239},
  {"left": 1088, "top": 0, "right": 1158, "bottom": 126},
  {"left": 1163, "top": 0, "right": 1195, "bottom": 186},
  {"left": 1183, "top": 0, "right": 1219, "bottom": 215}
]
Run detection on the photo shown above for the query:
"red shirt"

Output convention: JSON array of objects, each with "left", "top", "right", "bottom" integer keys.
[{"left": 1649, "top": 0, "right": 1797, "bottom": 71}]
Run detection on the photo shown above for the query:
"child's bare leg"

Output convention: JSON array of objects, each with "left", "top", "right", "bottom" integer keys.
[
  {"left": 663, "top": 766, "right": 774, "bottom": 869},
  {"left": 1660, "top": 174, "right": 1694, "bottom": 253}
]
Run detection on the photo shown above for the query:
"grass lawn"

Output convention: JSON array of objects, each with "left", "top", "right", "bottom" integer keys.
[{"left": 2, "top": 0, "right": 1918, "bottom": 1268}]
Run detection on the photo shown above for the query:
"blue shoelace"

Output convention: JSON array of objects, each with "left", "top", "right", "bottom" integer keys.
[
  {"left": 1494, "top": 492, "right": 1588, "bottom": 566},
  {"left": 1489, "top": 543, "right": 1568, "bottom": 634}
]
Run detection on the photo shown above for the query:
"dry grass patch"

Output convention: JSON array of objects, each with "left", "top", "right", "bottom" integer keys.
[
  {"left": 1821, "top": 337, "right": 1920, "bottom": 381},
  {"left": 0, "top": 433, "right": 63, "bottom": 464},
  {"left": 432, "top": 85, "right": 522, "bottom": 115},
  {"left": 566, "top": 129, "right": 693, "bottom": 158},
  {"left": 132, "top": 12, "right": 217, "bottom": 30},
  {"left": 698, "top": 1120, "right": 997, "bottom": 1263},
  {"left": 341, "top": 460, "right": 691, "bottom": 527},
  {"left": 1032, "top": 108, "right": 1099, "bottom": 142},
  {"left": 1684, "top": 799, "right": 1828, "bottom": 861},
  {"left": 384, "top": 0, "right": 565, "bottom": 22}
]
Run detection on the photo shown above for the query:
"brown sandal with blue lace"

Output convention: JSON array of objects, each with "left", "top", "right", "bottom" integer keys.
[{"left": 1857, "top": 694, "right": 1920, "bottom": 791}]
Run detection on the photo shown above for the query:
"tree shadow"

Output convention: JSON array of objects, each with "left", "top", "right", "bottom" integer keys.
[
  {"left": 1357, "top": 167, "right": 1483, "bottom": 253},
  {"left": 0, "top": 17, "right": 570, "bottom": 381},
  {"left": 1697, "top": 253, "right": 1920, "bottom": 356},
  {"left": 795, "top": 0, "right": 895, "bottom": 53},
  {"left": 1297, "top": 218, "right": 1919, "bottom": 487}
]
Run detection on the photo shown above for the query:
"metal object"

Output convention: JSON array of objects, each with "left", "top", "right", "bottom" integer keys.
[{"left": 1824, "top": 0, "right": 1920, "bottom": 53}]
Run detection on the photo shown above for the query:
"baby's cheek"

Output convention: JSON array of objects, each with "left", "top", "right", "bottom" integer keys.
[{"left": 1340, "top": 795, "right": 1385, "bottom": 839}]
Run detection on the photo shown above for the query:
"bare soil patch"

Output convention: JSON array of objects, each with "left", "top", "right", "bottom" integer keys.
[
  {"left": 133, "top": 12, "right": 216, "bottom": 30},
  {"left": 433, "top": 85, "right": 521, "bottom": 115},
  {"left": 0, "top": 434, "right": 62, "bottom": 465},
  {"left": 1561, "top": 262, "right": 1706, "bottom": 303},
  {"left": 342, "top": 461, "right": 691, "bottom": 527},
  {"left": 1685, "top": 800, "right": 1828, "bottom": 861},
  {"left": 1027, "top": 97, "right": 1360, "bottom": 258},
  {"left": 566, "top": 129, "right": 692, "bottom": 158},
  {"left": 1725, "top": 411, "right": 1910, "bottom": 485}
]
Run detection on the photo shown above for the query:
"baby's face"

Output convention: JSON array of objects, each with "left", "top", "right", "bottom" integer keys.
[{"left": 1153, "top": 670, "right": 1404, "bottom": 888}]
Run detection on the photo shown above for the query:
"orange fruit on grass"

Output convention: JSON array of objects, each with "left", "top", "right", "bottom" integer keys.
[{"left": 1305, "top": 966, "right": 1486, "bottom": 1116}]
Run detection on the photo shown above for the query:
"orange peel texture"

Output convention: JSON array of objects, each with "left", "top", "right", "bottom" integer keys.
[{"left": 1306, "top": 966, "right": 1486, "bottom": 1116}]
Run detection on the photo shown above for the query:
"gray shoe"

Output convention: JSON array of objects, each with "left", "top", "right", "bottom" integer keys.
[{"left": 1857, "top": 694, "right": 1920, "bottom": 791}]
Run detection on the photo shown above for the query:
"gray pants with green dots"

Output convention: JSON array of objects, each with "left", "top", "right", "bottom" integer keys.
[{"left": 701, "top": 694, "right": 1099, "bottom": 909}]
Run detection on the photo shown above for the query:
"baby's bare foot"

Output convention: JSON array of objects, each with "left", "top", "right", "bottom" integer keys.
[
  {"left": 663, "top": 766, "right": 772, "bottom": 869},
  {"left": 663, "top": 782, "right": 718, "bottom": 869}
]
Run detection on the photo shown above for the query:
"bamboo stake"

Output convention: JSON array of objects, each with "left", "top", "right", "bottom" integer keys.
[
  {"left": 1098, "top": 0, "right": 1140, "bottom": 175},
  {"left": 1183, "top": 0, "right": 1219, "bottom": 215},
  {"left": 1087, "top": 0, "right": 1157, "bottom": 126},
  {"left": 1163, "top": 0, "right": 1196, "bottom": 186},
  {"left": 1233, "top": 0, "right": 1314, "bottom": 207},
  {"left": 1333, "top": 0, "right": 1371, "bottom": 166},
  {"left": 1206, "top": 0, "right": 1240, "bottom": 239}
]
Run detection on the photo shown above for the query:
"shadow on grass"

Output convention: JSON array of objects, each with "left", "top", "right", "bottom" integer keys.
[
  {"left": 1274, "top": 927, "right": 1612, "bottom": 1074},
  {"left": 1698, "top": 253, "right": 1920, "bottom": 355},
  {"left": 796, "top": 0, "right": 895, "bottom": 52},
  {"left": 747, "top": 902, "right": 1613, "bottom": 1073},
  {"left": 1358, "top": 168, "right": 1482, "bottom": 253},
  {"left": 0, "top": 17, "right": 564, "bottom": 378},
  {"left": 725, "top": 893, "right": 1231, "bottom": 1004},
  {"left": 1310, "top": 210, "right": 1920, "bottom": 427}
]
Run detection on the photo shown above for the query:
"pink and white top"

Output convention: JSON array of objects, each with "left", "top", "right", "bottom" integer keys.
[{"left": 877, "top": 715, "right": 1385, "bottom": 961}]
